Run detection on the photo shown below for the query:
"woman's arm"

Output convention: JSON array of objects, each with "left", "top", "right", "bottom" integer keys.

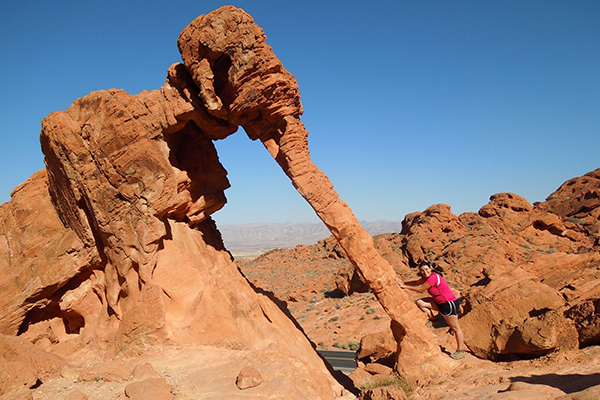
[{"left": 395, "top": 277, "right": 431, "bottom": 293}]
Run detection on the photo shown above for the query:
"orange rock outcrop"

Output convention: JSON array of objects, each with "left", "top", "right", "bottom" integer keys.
[
  {"left": 1, "top": 7, "right": 355, "bottom": 399},
  {"left": 237, "top": 170, "right": 599, "bottom": 393}
]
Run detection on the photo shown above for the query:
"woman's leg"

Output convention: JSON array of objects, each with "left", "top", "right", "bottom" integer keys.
[
  {"left": 443, "top": 315, "right": 465, "bottom": 351},
  {"left": 416, "top": 298, "right": 438, "bottom": 320}
]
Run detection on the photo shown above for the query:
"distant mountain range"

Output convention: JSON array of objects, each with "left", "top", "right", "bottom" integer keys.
[{"left": 217, "top": 220, "right": 403, "bottom": 256}]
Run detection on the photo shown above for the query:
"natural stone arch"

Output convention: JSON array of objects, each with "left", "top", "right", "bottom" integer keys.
[
  {"left": 35, "top": 5, "right": 462, "bottom": 387},
  {"left": 177, "top": 5, "right": 460, "bottom": 381}
]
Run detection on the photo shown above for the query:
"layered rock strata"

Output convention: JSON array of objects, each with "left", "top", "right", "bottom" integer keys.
[{"left": 3, "top": 5, "right": 597, "bottom": 399}]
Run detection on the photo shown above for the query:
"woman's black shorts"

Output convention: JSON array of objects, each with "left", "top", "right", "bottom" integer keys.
[{"left": 438, "top": 299, "right": 461, "bottom": 317}]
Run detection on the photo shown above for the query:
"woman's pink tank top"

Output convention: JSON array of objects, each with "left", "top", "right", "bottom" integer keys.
[{"left": 425, "top": 273, "right": 457, "bottom": 304}]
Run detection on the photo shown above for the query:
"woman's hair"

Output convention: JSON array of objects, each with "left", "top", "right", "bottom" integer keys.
[
  {"left": 418, "top": 262, "right": 444, "bottom": 276},
  {"left": 417, "top": 262, "right": 430, "bottom": 277}
]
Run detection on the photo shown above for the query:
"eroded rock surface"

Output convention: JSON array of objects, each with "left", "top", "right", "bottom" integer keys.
[
  {"left": 399, "top": 179, "right": 600, "bottom": 360},
  {"left": 0, "top": 170, "right": 100, "bottom": 337},
  {"left": 362, "top": 172, "right": 599, "bottom": 360},
  {"left": 1, "top": 6, "right": 356, "bottom": 399}
]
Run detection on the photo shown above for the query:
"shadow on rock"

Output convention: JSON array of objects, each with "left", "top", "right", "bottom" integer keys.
[{"left": 511, "top": 372, "right": 600, "bottom": 394}]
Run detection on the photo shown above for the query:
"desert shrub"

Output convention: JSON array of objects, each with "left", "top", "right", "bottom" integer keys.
[
  {"left": 566, "top": 216, "right": 586, "bottom": 225},
  {"left": 360, "top": 373, "right": 413, "bottom": 397},
  {"left": 345, "top": 339, "right": 360, "bottom": 351}
]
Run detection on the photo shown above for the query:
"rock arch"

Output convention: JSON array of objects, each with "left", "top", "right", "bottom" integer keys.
[
  {"left": 176, "top": 6, "right": 457, "bottom": 381},
  {"left": 33, "top": 5, "right": 456, "bottom": 389}
]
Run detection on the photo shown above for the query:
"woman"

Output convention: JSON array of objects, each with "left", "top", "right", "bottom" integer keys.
[{"left": 397, "top": 263, "right": 466, "bottom": 360}]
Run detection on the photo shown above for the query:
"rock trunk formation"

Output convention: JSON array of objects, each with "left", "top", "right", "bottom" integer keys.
[
  {"left": 258, "top": 119, "right": 451, "bottom": 379},
  {"left": 177, "top": 6, "right": 455, "bottom": 381}
]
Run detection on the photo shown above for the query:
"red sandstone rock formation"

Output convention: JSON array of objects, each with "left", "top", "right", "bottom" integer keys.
[
  {"left": 1, "top": 4, "right": 599, "bottom": 398},
  {"left": 0, "top": 170, "right": 100, "bottom": 337},
  {"left": 240, "top": 168, "right": 599, "bottom": 363},
  {"left": 1, "top": 7, "right": 356, "bottom": 399},
  {"left": 393, "top": 172, "right": 600, "bottom": 360},
  {"left": 177, "top": 5, "right": 453, "bottom": 382}
]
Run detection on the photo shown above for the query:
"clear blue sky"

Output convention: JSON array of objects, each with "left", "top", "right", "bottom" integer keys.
[{"left": 1, "top": 1, "right": 598, "bottom": 225}]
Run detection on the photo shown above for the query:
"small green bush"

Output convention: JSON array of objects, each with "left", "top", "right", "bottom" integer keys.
[
  {"left": 566, "top": 216, "right": 586, "bottom": 225},
  {"left": 360, "top": 373, "right": 413, "bottom": 397},
  {"left": 345, "top": 339, "right": 360, "bottom": 351}
]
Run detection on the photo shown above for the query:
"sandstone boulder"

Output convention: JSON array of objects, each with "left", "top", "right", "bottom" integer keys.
[
  {"left": 0, "top": 170, "right": 100, "bottom": 336},
  {"left": 0, "top": 334, "right": 64, "bottom": 396},
  {"left": 356, "top": 331, "right": 397, "bottom": 366},
  {"left": 124, "top": 378, "right": 174, "bottom": 400},
  {"left": 336, "top": 264, "right": 370, "bottom": 296},
  {"left": 460, "top": 266, "right": 578, "bottom": 359},
  {"left": 537, "top": 168, "right": 600, "bottom": 242},
  {"left": 235, "top": 366, "right": 263, "bottom": 390}
]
